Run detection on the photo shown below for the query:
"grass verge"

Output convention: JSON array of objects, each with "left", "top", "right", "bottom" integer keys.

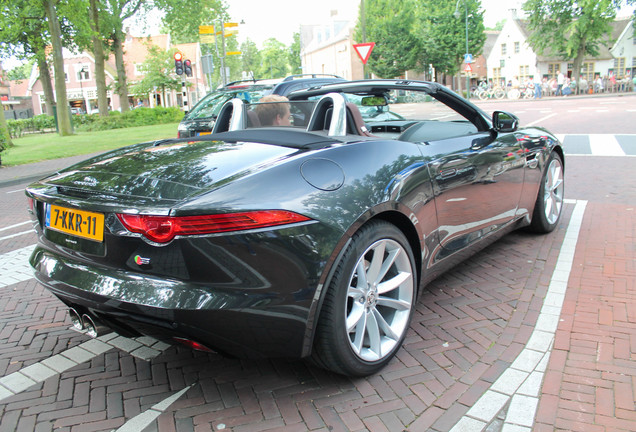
[{"left": 1, "top": 123, "right": 179, "bottom": 166}]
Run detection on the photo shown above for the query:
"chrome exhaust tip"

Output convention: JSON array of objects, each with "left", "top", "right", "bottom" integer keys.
[
  {"left": 81, "top": 314, "right": 106, "bottom": 338},
  {"left": 69, "top": 308, "right": 83, "bottom": 331}
]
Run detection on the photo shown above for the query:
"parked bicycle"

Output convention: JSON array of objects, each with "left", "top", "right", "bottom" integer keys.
[
  {"left": 475, "top": 85, "right": 506, "bottom": 100},
  {"left": 507, "top": 84, "right": 534, "bottom": 100}
]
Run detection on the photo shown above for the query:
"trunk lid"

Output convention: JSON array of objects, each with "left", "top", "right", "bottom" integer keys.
[{"left": 35, "top": 139, "right": 300, "bottom": 204}]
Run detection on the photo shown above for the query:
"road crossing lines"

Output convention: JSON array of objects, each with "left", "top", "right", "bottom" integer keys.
[
  {"left": 556, "top": 134, "right": 636, "bottom": 157},
  {"left": 588, "top": 134, "right": 625, "bottom": 156}
]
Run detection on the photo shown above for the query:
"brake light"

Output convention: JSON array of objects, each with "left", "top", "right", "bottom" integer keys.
[{"left": 116, "top": 211, "right": 311, "bottom": 243}]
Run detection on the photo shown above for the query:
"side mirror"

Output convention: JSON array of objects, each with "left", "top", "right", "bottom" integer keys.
[{"left": 492, "top": 111, "right": 518, "bottom": 133}]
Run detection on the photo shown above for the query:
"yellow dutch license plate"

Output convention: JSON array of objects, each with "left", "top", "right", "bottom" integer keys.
[{"left": 46, "top": 205, "right": 105, "bottom": 242}]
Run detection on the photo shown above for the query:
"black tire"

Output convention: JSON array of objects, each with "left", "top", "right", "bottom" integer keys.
[
  {"left": 311, "top": 220, "right": 416, "bottom": 376},
  {"left": 529, "top": 151, "right": 564, "bottom": 233}
]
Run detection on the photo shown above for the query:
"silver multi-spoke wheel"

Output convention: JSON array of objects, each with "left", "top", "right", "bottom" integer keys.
[
  {"left": 345, "top": 239, "right": 414, "bottom": 362},
  {"left": 543, "top": 158, "right": 564, "bottom": 224},
  {"left": 311, "top": 221, "right": 416, "bottom": 376},
  {"left": 529, "top": 152, "right": 565, "bottom": 233}
]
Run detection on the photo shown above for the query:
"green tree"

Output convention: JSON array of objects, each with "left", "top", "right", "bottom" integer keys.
[
  {"left": 240, "top": 39, "right": 261, "bottom": 79},
  {"left": 56, "top": 0, "right": 112, "bottom": 116},
  {"left": 417, "top": 0, "right": 485, "bottom": 94},
  {"left": 487, "top": 19, "right": 506, "bottom": 32},
  {"left": 523, "top": 0, "right": 623, "bottom": 93},
  {"left": 5, "top": 61, "right": 35, "bottom": 81},
  {"left": 0, "top": 0, "right": 57, "bottom": 116},
  {"left": 156, "top": 0, "right": 226, "bottom": 44},
  {"left": 44, "top": 0, "right": 73, "bottom": 135},
  {"left": 288, "top": 32, "right": 301, "bottom": 75},
  {"left": 0, "top": 110, "right": 13, "bottom": 154},
  {"left": 258, "top": 38, "right": 289, "bottom": 79},
  {"left": 354, "top": 0, "right": 422, "bottom": 78},
  {"left": 131, "top": 44, "right": 182, "bottom": 105},
  {"left": 103, "top": 0, "right": 147, "bottom": 113}
]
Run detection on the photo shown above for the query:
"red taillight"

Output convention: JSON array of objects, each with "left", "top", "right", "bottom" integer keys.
[
  {"left": 27, "top": 197, "right": 35, "bottom": 213},
  {"left": 172, "top": 337, "right": 214, "bottom": 352},
  {"left": 117, "top": 211, "right": 311, "bottom": 243}
]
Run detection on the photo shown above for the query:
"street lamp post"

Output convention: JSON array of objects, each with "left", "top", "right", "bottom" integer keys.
[
  {"left": 454, "top": 0, "right": 470, "bottom": 99},
  {"left": 79, "top": 66, "right": 88, "bottom": 112}
]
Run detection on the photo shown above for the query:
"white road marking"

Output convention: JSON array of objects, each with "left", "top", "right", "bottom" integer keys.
[
  {"left": 0, "top": 221, "right": 31, "bottom": 232},
  {"left": 526, "top": 112, "right": 557, "bottom": 127},
  {"left": 588, "top": 134, "right": 626, "bottom": 156},
  {"left": 0, "top": 230, "right": 34, "bottom": 242},
  {"left": 450, "top": 200, "right": 588, "bottom": 432},
  {"left": 114, "top": 384, "right": 193, "bottom": 432},
  {"left": 0, "top": 332, "right": 172, "bottom": 404}
]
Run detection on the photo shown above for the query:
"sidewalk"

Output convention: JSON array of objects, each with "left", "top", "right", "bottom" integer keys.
[{"left": 534, "top": 201, "right": 636, "bottom": 432}]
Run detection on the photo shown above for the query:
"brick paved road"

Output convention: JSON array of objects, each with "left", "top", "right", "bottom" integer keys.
[{"left": 0, "top": 153, "right": 634, "bottom": 431}]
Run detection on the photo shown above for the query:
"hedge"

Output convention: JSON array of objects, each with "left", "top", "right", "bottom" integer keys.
[
  {"left": 75, "top": 106, "right": 184, "bottom": 131},
  {"left": 5, "top": 106, "right": 184, "bottom": 137},
  {"left": 6, "top": 115, "right": 56, "bottom": 138}
]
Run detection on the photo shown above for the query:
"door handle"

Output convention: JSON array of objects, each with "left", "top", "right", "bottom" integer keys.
[{"left": 440, "top": 168, "right": 457, "bottom": 178}]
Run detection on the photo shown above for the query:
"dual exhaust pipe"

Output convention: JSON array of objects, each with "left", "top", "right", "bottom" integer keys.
[{"left": 68, "top": 308, "right": 107, "bottom": 338}]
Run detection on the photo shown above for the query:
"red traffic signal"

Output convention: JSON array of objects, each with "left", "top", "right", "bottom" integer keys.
[{"left": 184, "top": 59, "right": 192, "bottom": 77}]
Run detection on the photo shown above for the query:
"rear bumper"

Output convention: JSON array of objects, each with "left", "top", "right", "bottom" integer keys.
[{"left": 30, "top": 246, "right": 315, "bottom": 358}]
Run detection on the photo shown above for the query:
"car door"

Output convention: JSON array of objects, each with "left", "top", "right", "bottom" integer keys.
[{"left": 425, "top": 128, "right": 525, "bottom": 256}]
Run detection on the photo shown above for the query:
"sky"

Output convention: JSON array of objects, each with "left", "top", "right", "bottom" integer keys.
[
  {"left": 226, "top": 0, "right": 523, "bottom": 47},
  {"left": 2, "top": 1, "right": 634, "bottom": 70}
]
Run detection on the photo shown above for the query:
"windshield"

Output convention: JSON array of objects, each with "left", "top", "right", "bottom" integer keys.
[
  {"left": 185, "top": 85, "right": 276, "bottom": 120},
  {"left": 343, "top": 89, "right": 467, "bottom": 124}
]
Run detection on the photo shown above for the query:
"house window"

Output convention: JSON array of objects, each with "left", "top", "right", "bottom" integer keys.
[
  {"left": 519, "top": 65, "right": 530, "bottom": 81},
  {"left": 580, "top": 62, "right": 595, "bottom": 83},
  {"left": 547, "top": 63, "right": 559, "bottom": 78},
  {"left": 75, "top": 64, "right": 90, "bottom": 81},
  {"left": 514, "top": 42, "right": 520, "bottom": 54},
  {"left": 501, "top": 43, "right": 507, "bottom": 55},
  {"left": 134, "top": 64, "right": 144, "bottom": 76},
  {"left": 492, "top": 67, "right": 502, "bottom": 85},
  {"left": 614, "top": 57, "right": 626, "bottom": 77}
]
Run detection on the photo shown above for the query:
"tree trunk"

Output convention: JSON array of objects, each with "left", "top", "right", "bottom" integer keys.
[
  {"left": 45, "top": 0, "right": 73, "bottom": 136},
  {"left": 112, "top": 30, "right": 129, "bottom": 112},
  {"left": 572, "top": 42, "right": 586, "bottom": 96},
  {"left": 35, "top": 51, "right": 55, "bottom": 116},
  {"left": 89, "top": 0, "right": 109, "bottom": 116}
]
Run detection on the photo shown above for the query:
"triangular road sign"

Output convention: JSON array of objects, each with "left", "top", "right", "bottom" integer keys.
[{"left": 353, "top": 42, "right": 376, "bottom": 65}]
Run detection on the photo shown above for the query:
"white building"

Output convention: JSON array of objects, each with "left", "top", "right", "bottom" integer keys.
[{"left": 487, "top": 12, "right": 633, "bottom": 87}]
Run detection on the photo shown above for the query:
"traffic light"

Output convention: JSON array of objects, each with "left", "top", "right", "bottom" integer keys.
[
  {"left": 184, "top": 59, "right": 192, "bottom": 77},
  {"left": 174, "top": 52, "right": 183, "bottom": 75}
]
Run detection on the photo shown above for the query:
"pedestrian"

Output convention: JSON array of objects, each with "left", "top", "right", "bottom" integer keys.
[
  {"left": 534, "top": 76, "right": 542, "bottom": 99},
  {"left": 556, "top": 70, "right": 565, "bottom": 96},
  {"left": 594, "top": 74, "right": 603, "bottom": 93},
  {"left": 562, "top": 77, "right": 572, "bottom": 96}
]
